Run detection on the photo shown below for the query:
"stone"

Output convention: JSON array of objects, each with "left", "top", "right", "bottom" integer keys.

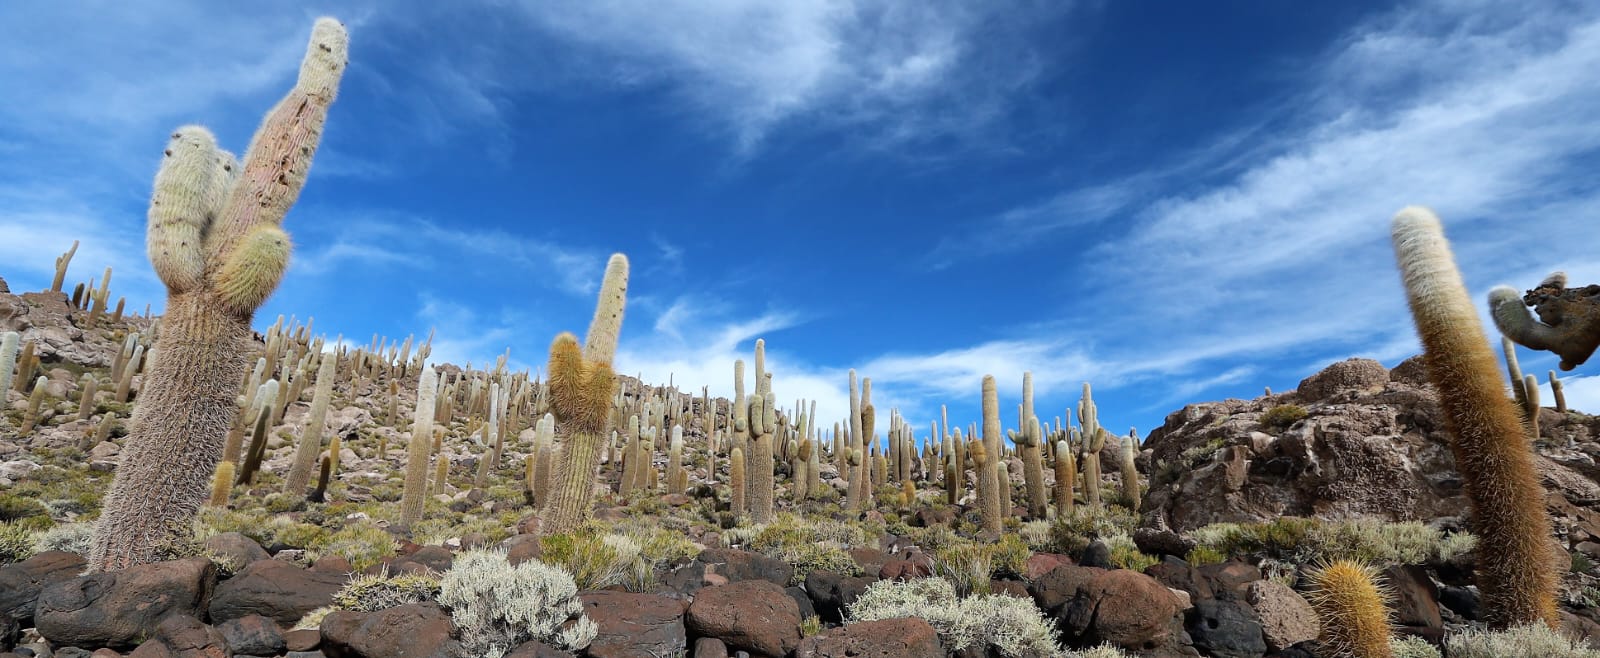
[
  {"left": 1438, "top": 584, "right": 1479, "bottom": 621},
  {"left": 368, "top": 546, "right": 450, "bottom": 576},
  {"left": 1296, "top": 358, "right": 1389, "bottom": 402},
  {"left": 0, "top": 551, "right": 88, "bottom": 626},
  {"left": 1186, "top": 599, "right": 1266, "bottom": 658},
  {"left": 1133, "top": 527, "right": 1196, "bottom": 558},
  {"left": 1060, "top": 569, "right": 1184, "bottom": 652},
  {"left": 695, "top": 549, "right": 793, "bottom": 588},
  {"left": 1246, "top": 580, "right": 1318, "bottom": 652},
  {"left": 792, "top": 618, "right": 941, "bottom": 658},
  {"left": 284, "top": 628, "right": 322, "bottom": 652},
  {"left": 202, "top": 532, "right": 270, "bottom": 568},
  {"left": 686, "top": 580, "right": 801, "bottom": 658},
  {"left": 1195, "top": 561, "right": 1261, "bottom": 602},
  {"left": 319, "top": 603, "right": 460, "bottom": 658},
  {"left": 579, "top": 591, "right": 688, "bottom": 658},
  {"left": 1079, "top": 541, "right": 1113, "bottom": 569},
  {"left": 208, "top": 559, "right": 348, "bottom": 625},
  {"left": 35, "top": 557, "right": 216, "bottom": 650},
  {"left": 1382, "top": 564, "right": 1442, "bottom": 630},
  {"left": 1023, "top": 553, "right": 1073, "bottom": 581},
  {"left": 125, "top": 614, "right": 228, "bottom": 658},
  {"left": 1027, "top": 565, "right": 1106, "bottom": 614},
  {"left": 692, "top": 637, "right": 729, "bottom": 658},
  {"left": 216, "top": 614, "right": 286, "bottom": 656}
]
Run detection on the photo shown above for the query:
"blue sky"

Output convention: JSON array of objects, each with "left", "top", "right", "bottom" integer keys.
[{"left": 4, "top": 0, "right": 1600, "bottom": 439}]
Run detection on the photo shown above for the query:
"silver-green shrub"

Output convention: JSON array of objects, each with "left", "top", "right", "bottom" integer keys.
[
  {"left": 1446, "top": 624, "right": 1600, "bottom": 658},
  {"left": 849, "top": 576, "right": 1063, "bottom": 657},
  {"left": 437, "top": 549, "right": 596, "bottom": 657}
]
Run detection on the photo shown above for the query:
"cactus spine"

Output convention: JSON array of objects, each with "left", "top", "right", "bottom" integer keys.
[
  {"left": 541, "top": 254, "right": 628, "bottom": 535},
  {"left": 399, "top": 367, "right": 440, "bottom": 527},
  {"left": 1391, "top": 206, "right": 1558, "bottom": 628},
  {"left": 285, "top": 352, "right": 338, "bottom": 493},
  {"left": 1306, "top": 560, "right": 1394, "bottom": 658},
  {"left": 89, "top": 18, "right": 348, "bottom": 572}
]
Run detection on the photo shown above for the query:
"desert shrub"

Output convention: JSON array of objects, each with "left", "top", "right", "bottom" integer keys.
[
  {"left": 1066, "top": 647, "right": 1131, "bottom": 658},
  {"left": 1019, "top": 520, "right": 1053, "bottom": 551},
  {"left": 540, "top": 532, "right": 639, "bottom": 590},
  {"left": 0, "top": 522, "right": 35, "bottom": 563},
  {"left": 849, "top": 577, "right": 1064, "bottom": 657},
  {"left": 333, "top": 570, "right": 441, "bottom": 611},
  {"left": 1102, "top": 532, "right": 1158, "bottom": 572},
  {"left": 933, "top": 542, "right": 994, "bottom": 596},
  {"left": 908, "top": 524, "right": 964, "bottom": 551},
  {"left": 312, "top": 523, "right": 397, "bottom": 571},
  {"left": 990, "top": 534, "right": 1032, "bottom": 578},
  {"left": 741, "top": 516, "right": 868, "bottom": 585},
  {"left": 1390, "top": 635, "right": 1442, "bottom": 658},
  {"left": 1184, "top": 546, "right": 1227, "bottom": 566},
  {"left": 1445, "top": 624, "right": 1600, "bottom": 658},
  {"left": 1048, "top": 505, "right": 1138, "bottom": 556},
  {"left": 0, "top": 494, "right": 51, "bottom": 522},
  {"left": 437, "top": 549, "right": 596, "bottom": 656},
  {"left": 1260, "top": 404, "right": 1308, "bottom": 429},
  {"left": 31, "top": 522, "right": 94, "bottom": 557},
  {"left": 1189, "top": 518, "right": 1474, "bottom": 566}
]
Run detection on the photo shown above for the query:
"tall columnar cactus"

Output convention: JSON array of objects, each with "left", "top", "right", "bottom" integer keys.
[
  {"left": 1306, "top": 560, "right": 1395, "bottom": 658},
  {"left": 1121, "top": 429, "right": 1141, "bottom": 512},
  {"left": 399, "top": 367, "right": 440, "bottom": 527},
  {"left": 1053, "top": 438, "right": 1075, "bottom": 518},
  {"left": 20, "top": 376, "right": 49, "bottom": 436},
  {"left": 541, "top": 254, "right": 628, "bottom": 536},
  {"left": 667, "top": 424, "right": 687, "bottom": 495},
  {"left": 846, "top": 370, "right": 865, "bottom": 511},
  {"left": 50, "top": 240, "right": 78, "bottom": 294},
  {"left": 1551, "top": 370, "right": 1568, "bottom": 413},
  {"left": 1078, "top": 383, "right": 1106, "bottom": 506},
  {"left": 1490, "top": 271, "right": 1600, "bottom": 371},
  {"left": 793, "top": 438, "right": 812, "bottom": 500},
  {"left": 1391, "top": 206, "right": 1558, "bottom": 628},
  {"left": 1009, "top": 380, "right": 1047, "bottom": 519},
  {"left": 730, "top": 446, "right": 747, "bottom": 517},
  {"left": 749, "top": 393, "right": 776, "bottom": 523},
  {"left": 978, "top": 375, "right": 1002, "bottom": 533},
  {"left": 533, "top": 412, "right": 554, "bottom": 502},
  {"left": 0, "top": 332, "right": 19, "bottom": 416},
  {"left": 1524, "top": 374, "right": 1542, "bottom": 440},
  {"left": 11, "top": 340, "right": 36, "bottom": 394},
  {"left": 1501, "top": 337, "right": 1528, "bottom": 408},
  {"left": 285, "top": 351, "right": 338, "bottom": 493},
  {"left": 89, "top": 18, "right": 348, "bottom": 572}
]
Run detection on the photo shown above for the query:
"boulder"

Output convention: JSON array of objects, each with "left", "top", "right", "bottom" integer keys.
[
  {"left": 1060, "top": 569, "right": 1185, "bottom": 652},
  {"left": 1245, "top": 580, "right": 1318, "bottom": 652},
  {"left": 793, "top": 618, "right": 942, "bottom": 658},
  {"left": 216, "top": 614, "right": 287, "bottom": 656},
  {"left": 0, "top": 551, "right": 88, "bottom": 626},
  {"left": 579, "top": 591, "right": 688, "bottom": 658},
  {"left": 125, "top": 614, "right": 229, "bottom": 658},
  {"left": 209, "top": 559, "right": 348, "bottom": 625},
  {"left": 686, "top": 580, "right": 801, "bottom": 658},
  {"left": 1027, "top": 565, "right": 1106, "bottom": 614},
  {"left": 695, "top": 548, "right": 793, "bottom": 588},
  {"left": 319, "top": 603, "right": 460, "bottom": 658},
  {"left": 1296, "top": 358, "right": 1389, "bottom": 402},
  {"left": 202, "top": 532, "right": 271, "bottom": 568},
  {"left": 36, "top": 557, "right": 216, "bottom": 650},
  {"left": 1186, "top": 599, "right": 1266, "bottom": 658}
]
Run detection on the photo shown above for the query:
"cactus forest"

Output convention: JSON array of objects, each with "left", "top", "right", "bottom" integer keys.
[{"left": 4, "top": 7, "right": 1600, "bottom": 658}]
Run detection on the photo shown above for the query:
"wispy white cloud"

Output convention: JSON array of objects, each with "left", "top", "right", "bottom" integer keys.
[{"left": 511, "top": 0, "right": 1062, "bottom": 153}]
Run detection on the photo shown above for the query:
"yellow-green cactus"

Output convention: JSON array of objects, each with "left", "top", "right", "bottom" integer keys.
[{"left": 541, "top": 254, "right": 629, "bottom": 535}]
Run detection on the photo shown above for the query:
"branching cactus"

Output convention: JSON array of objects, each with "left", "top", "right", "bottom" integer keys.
[
  {"left": 1392, "top": 206, "right": 1559, "bottom": 628},
  {"left": 1490, "top": 272, "right": 1600, "bottom": 371},
  {"left": 749, "top": 393, "right": 776, "bottom": 523},
  {"left": 89, "top": 18, "right": 348, "bottom": 572},
  {"left": 1078, "top": 383, "right": 1106, "bottom": 507},
  {"left": 541, "top": 254, "right": 628, "bottom": 535}
]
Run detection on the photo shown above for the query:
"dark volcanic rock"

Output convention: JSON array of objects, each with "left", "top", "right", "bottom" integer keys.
[{"left": 35, "top": 557, "right": 216, "bottom": 650}]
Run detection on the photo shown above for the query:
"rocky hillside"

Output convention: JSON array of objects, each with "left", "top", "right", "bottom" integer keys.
[{"left": 8, "top": 270, "right": 1600, "bottom": 658}]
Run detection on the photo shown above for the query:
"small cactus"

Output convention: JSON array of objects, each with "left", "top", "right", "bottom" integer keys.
[
  {"left": 1306, "top": 560, "right": 1395, "bottom": 658},
  {"left": 208, "top": 461, "right": 236, "bottom": 507}
]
